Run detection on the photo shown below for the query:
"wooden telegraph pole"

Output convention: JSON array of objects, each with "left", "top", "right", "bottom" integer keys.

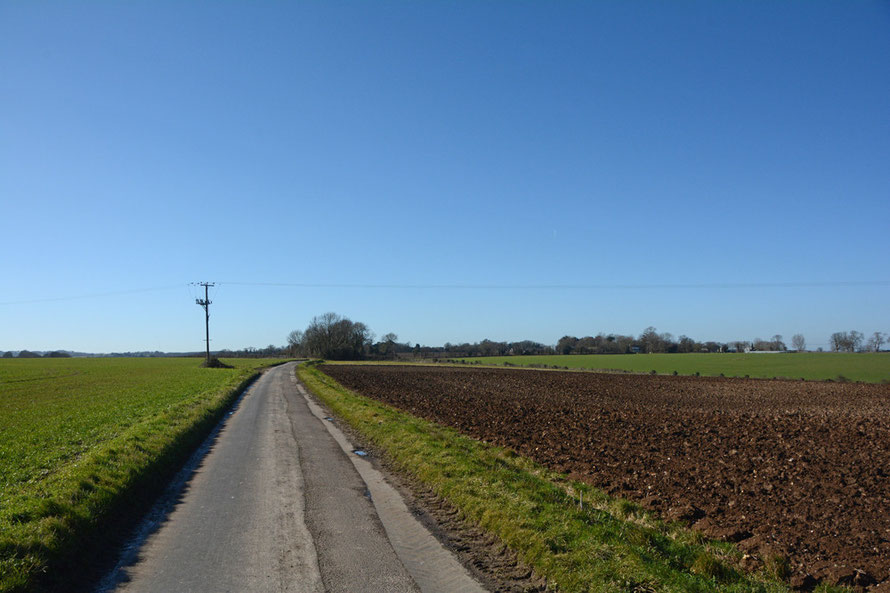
[{"left": 193, "top": 282, "right": 215, "bottom": 365}]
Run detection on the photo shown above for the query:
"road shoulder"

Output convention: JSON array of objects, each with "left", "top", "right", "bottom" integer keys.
[{"left": 293, "top": 371, "right": 543, "bottom": 593}]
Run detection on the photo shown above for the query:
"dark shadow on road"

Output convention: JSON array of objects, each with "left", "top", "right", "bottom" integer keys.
[{"left": 92, "top": 372, "right": 263, "bottom": 592}]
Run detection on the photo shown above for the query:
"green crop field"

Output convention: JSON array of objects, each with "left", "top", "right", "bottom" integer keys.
[
  {"left": 0, "top": 357, "right": 281, "bottom": 593},
  {"left": 455, "top": 352, "right": 890, "bottom": 383}
]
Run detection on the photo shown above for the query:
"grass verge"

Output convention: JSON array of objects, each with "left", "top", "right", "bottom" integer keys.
[
  {"left": 0, "top": 359, "right": 282, "bottom": 593},
  {"left": 299, "top": 361, "right": 853, "bottom": 593}
]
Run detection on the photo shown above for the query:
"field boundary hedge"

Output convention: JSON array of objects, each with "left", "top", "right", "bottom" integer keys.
[
  {"left": 0, "top": 361, "right": 279, "bottom": 593},
  {"left": 298, "top": 362, "right": 837, "bottom": 593}
]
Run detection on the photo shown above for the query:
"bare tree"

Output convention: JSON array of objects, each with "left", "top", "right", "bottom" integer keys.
[
  {"left": 302, "top": 312, "right": 373, "bottom": 360},
  {"left": 381, "top": 332, "right": 398, "bottom": 359},
  {"left": 849, "top": 330, "right": 864, "bottom": 352},
  {"left": 830, "top": 332, "right": 846, "bottom": 352},
  {"left": 867, "top": 331, "right": 885, "bottom": 352},
  {"left": 640, "top": 326, "right": 661, "bottom": 353},
  {"left": 829, "top": 330, "right": 864, "bottom": 353},
  {"left": 575, "top": 336, "right": 597, "bottom": 354},
  {"left": 479, "top": 339, "right": 508, "bottom": 357},
  {"left": 771, "top": 334, "right": 786, "bottom": 351},
  {"left": 557, "top": 336, "right": 578, "bottom": 355},
  {"left": 753, "top": 338, "right": 776, "bottom": 351},
  {"left": 286, "top": 330, "right": 304, "bottom": 356},
  {"left": 791, "top": 334, "right": 806, "bottom": 352}
]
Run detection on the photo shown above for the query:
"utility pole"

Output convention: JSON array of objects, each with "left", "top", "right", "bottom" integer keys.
[{"left": 193, "top": 282, "right": 215, "bottom": 365}]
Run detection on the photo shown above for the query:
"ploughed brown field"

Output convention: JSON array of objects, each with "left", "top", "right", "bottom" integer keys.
[{"left": 320, "top": 364, "right": 890, "bottom": 591}]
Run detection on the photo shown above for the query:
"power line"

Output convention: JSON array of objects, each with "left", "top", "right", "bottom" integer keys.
[
  {"left": 0, "top": 279, "right": 886, "bottom": 308},
  {"left": 0, "top": 284, "right": 185, "bottom": 306},
  {"left": 219, "top": 280, "right": 890, "bottom": 290}
]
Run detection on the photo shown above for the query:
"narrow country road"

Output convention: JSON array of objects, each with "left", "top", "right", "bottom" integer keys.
[{"left": 98, "top": 362, "right": 486, "bottom": 593}]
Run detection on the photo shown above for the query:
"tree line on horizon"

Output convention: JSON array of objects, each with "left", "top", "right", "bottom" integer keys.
[
  {"left": 556, "top": 329, "right": 882, "bottom": 355},
  {"left": 285, "top": 314, "right": 888, "bottom": 361},
  {"left": 3, "top": 316, "right": 883, "bottom": 361},
  {"left": 2, "top": 350, "right": 72, "bottom": 359}
]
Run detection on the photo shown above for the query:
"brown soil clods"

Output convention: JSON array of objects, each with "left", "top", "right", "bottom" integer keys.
[{"left": 320, "top": 365, "right": 890, "bottom": 591}]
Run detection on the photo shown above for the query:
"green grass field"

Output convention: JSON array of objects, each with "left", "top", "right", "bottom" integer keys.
[
  {"left": 0, "top": 357, "right": 281, "bottom": 593},
  {"left": 300, "top": 362, "right": 841, "bottom": 593},
  {"left": 455, "top": 352, "right": 890, "bottom": 383}
]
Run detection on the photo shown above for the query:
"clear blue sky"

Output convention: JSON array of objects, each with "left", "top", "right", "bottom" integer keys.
[{"left": 2, "top": 1, "right": 888, "bottom": 353}]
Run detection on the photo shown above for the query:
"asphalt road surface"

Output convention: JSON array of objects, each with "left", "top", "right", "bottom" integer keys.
[{"left": 99, "top": 362, "right": 486, "bottom": 593}]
